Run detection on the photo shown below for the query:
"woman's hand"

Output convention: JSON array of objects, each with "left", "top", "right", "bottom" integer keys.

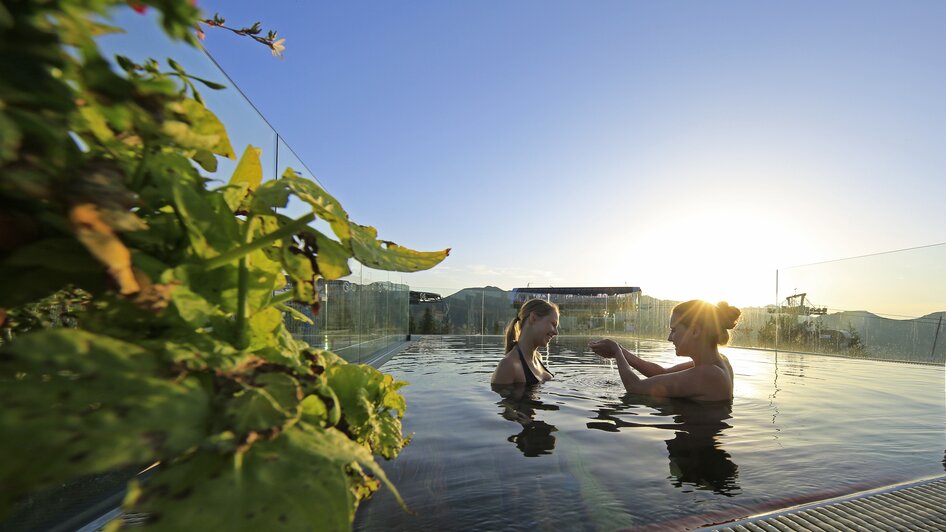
[{"left": 588, "top": 338, "right": 622, "bottom": 359}]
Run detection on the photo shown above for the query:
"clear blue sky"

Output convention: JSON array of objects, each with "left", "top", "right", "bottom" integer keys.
[{"left": 115, "top": 1, "right": 946, "bottom": 312}]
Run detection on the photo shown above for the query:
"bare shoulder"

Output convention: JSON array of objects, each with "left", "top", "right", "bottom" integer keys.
[
  {"left": 717, "top": 353, "right": 735, "bottom": 381},
  {"left": 491, "top": 351, "right": 524, "bottom": 385},
  {"left": 691, "top": 363, "right": 733, "bottom": 401}
]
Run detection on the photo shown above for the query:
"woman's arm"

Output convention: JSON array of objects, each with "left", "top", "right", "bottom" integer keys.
[
  {"left": 590, "top": 340, "right": 728, "bottom": 399},
  {"left": 620, "top": 363, "right": 730, "bottom": 400},
  {"left": 589, "top": 339, "right": 693, "bottom": 376},
  {"left": 618, "top": 346, "right": 693, "bottom": 376},
  {"left": 611, "top": 346, "right": 643, "bottom": 391},
  {"left": 610, "top": 349, "right": 694, "bottom": 397}
]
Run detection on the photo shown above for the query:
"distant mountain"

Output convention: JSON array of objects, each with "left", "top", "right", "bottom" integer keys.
[{"left": 410, "top": 286, "right": 516, "bottom": 334}]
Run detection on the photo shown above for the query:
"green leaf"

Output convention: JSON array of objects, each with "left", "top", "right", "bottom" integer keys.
[
  {"left": 115, "top": 55, "right": 137, "bottom": 72},
  {"left": 226, "top": 372, "right": 301, "bottom": 434},
  {"left": 188, "top": 76, "right": 228, "bottom": 90},
  {"left": 0, "top": 330, "right": 209, "bottom": 515},
  {"left": 169, "top": 282, "right": 225, "bottom": 328},
  {"left": 167, "top": 58, "right": 185, "bottom": 74},
  {"left": 191, "top": 149, "right": 217, "bottom": 172},
  {"left": 165, "top": 99, "right": 235, "bottom": 159},
  {"left": 276, "top": 302, "right": 313, "bottom": 325},
  {"left": 162, "top": 120, "right": 217, "bottom": 151},
  {"left": 86, "top": 21, "right": 125, "bottom": 37},
  {"left": 170, "top": 181, "right": 241, "bottom": 259},
  {"left": 249, "top": 179, "right": 291, "bottom": 213},
  {"left": 226, "top": 387, "right": 285, "bottom": 433},
  {"left": 349, "top": 222, "right": 450, "bottom": 272},
  {"left": 123, "top": 424, "right": 404, "bottom": 530},
  {"left": 256, "top": 373, "right": 302, "bottom": 413},
  {"left": 78, "top": 105, "right": 115, "bottom": 143},
  {"left": 325, "top": 364, "right": 409, "bottom": 459},
  {"left": 306, "top": 227, "right": 352, "bottom": 280},
  {"left": 300, "top": 394, "right": 329, "bottom": 426},
  {"left": 220, "top": 183, "right": 250, "bottom": 213},
  {"left": 280, "top": 170, "right": 351, "bottom": 243},
  {"left": 279, "top": 235, "right": 316, "bottom": 303},
  {"left": 246, "top": 307, "right": 284, "bottom": 351}
]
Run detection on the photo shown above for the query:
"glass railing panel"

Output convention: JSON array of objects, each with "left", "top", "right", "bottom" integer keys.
[
  {"left": 274, "top": 137, "right": 333, "bottom": 230},
  {"left": 409, "top": 286, "right": 467, "bottom": 335},
  {"left": 356, "top": 267, "right": 375, "bottom": 363},
  {"left": 354, "top": 268, "right": 409, "bottom": 363},
  {"left": 775, "top": 244, "right": 946, "bottom": 363},
  {"left": 637, "top": 286, "right": 776, "bottom": 349},
  {"left": 407, "top": 287, "right": 643, "bottom": 338},
  {"left": 321, "top": 267, "right": 362, "bottom": 363}
]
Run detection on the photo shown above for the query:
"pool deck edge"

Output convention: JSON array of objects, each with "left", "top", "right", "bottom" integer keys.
[{"left": 694, "top": 473, "right": 946, "bottom": 531}]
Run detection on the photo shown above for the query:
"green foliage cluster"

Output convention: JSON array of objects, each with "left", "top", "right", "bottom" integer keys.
[{"left": 0, "top": 0, "right": 447, "bottom": 529}]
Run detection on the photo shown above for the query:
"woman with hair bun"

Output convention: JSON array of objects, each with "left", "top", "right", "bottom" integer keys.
[
  {"left": 491, "top": 298, "right": 560, "bottom": 385},
  {"left": 588, "top": 300, "right": 741, "bottom": 402}
]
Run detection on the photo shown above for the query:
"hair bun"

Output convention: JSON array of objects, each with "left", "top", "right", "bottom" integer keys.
[{"left": 715, "top": 301, "right": 742, "bottom": 330}]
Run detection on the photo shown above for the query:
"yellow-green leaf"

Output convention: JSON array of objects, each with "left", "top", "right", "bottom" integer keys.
[
  {"left": 78, "top": 105, "right": 114, "bottom": 143},
  {"left": 165, "top": 100, "right": 235, "bottom": 159},
  {"left": 191, "top": 149, "right": 217, "bottom": 172},
  {"left": 281, "top": 170, "right": 351, "bottom": 243},
  {"left": 349, "top": 222, "right": 449, "bottom": 272},
  {"left": 229, "top": 145, "right": 263, "bottom": 192}
]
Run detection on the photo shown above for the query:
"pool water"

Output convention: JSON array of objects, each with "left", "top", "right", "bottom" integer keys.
[{"left": 354, "top": 336, "right": 945, "bottom": 530}]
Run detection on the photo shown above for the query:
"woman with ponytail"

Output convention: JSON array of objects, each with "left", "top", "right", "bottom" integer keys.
[
  {"left": 491, "top": 299, "right": 560, "bottom": 385},
  {"left": 588, "top": 300, "right": 741, "bottom": 402}
]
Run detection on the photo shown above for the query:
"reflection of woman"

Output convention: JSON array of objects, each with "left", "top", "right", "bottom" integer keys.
[
  {"left": 589, "top": 300, "right": 741, "bottom": 401},
  {"left": 493, "top": 384, "right": 559, "bottom": 457},
  {"left": 661, "top": 400, "right": 739, "bottom": 494},
  {"left": 587, "top": 397, "right": 739, "bottom": 493},
  {"left": 491, "top": 299, "right": 559, "bottom": 385}
]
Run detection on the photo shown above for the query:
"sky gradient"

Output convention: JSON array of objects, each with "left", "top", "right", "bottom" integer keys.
[{"left": 118, "top": 2, "right": 946, "bottom": 312}]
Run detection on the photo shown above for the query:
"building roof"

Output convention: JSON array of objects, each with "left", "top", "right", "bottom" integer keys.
[{"left": 511, "top": 286, "right": 641, "bottom": 297}]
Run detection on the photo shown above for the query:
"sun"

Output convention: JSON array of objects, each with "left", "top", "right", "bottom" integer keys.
[{"left": 619, "top": 205, "right": 781, "bottom": 308}]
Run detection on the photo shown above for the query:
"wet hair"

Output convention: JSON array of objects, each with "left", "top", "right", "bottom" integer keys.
[
  {"left": 504, "top": 298, "right": 559, "bottom": 352},
  {"left": 671, "top": 300, "right": 742, "bottom": 346}
]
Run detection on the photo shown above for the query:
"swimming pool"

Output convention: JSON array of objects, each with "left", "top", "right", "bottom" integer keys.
[{"left": 354, "top": 336, "right": 945, "bottom": 530}]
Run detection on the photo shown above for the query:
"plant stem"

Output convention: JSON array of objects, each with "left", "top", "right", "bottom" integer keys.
[
  {"left": 204, "top": 213, "right": 315, "bottom": 271},
  {"left": 235, "top": 216, "right": 255, "bottom": 350}
]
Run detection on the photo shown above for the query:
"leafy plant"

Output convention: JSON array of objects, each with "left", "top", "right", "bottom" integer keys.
[{"left": 0, "top": 0, "right": 448, "bottom": 529}]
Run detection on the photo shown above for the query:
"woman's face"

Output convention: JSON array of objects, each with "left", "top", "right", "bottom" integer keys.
[
  {"left": 529, "top": 311, "right": 559, "bottom": 347},
  {"left": 667, "top": 311, "right": 696, "bottom": 356}
]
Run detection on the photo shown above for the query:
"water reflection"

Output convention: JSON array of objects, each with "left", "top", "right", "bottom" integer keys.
[
  {"left": 492, "top": 384, "right": 559, "bottom": 457},
  {"left": 588, "top": 397, "right": 740, "bottom": 495}
]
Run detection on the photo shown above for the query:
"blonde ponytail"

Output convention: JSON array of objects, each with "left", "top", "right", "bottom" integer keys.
[{"left": 504, "top": 299, "right": 559, "bottom": 352}]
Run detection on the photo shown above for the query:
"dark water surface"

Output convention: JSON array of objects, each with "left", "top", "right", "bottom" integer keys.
[{"left": 355, "top": 336, "right": 945, "bottom": 531}]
